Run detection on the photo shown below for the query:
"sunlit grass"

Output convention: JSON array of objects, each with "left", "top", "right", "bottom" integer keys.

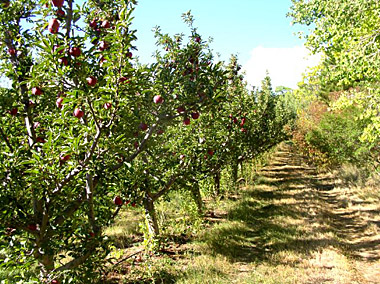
[{"left": 104, "top": 144, "right": 380, "bottom": 283}]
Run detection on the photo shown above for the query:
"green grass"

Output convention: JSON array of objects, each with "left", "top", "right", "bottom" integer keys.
[{"left": 104, "top": 145, "right": 380, "bottom": 283}]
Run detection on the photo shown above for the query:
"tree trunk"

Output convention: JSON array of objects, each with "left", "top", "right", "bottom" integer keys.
[
  {"left": 231, "top": 161, "right": 239, "bottom": 192},
  {"left": 214, "top": 171, "right": 221, "bottom": 196},
  {"left": 143, "top": 192, "right": 159, "bottom": 239},
  {"left": 35, "top": 246, "right": 54, "bottom": 280},
  {"left": 190, "top": 180, "right": 203, "bottom": 215}
]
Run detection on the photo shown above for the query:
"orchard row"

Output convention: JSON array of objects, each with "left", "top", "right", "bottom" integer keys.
[{"left": 0, "top": 0, "right": 295, "bottom": 282}]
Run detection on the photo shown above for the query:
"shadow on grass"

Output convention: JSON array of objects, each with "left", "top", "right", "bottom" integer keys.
[
  {"left": 200, "top": 148, "right": 346, "bottom": 266},
  {"left": 200, "top": 187, "right": 335, "bottom": 265}
]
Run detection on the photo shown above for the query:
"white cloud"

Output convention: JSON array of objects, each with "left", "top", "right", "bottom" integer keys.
[{"left": 242, "top": 46, "right": 321, "bottom": 89}]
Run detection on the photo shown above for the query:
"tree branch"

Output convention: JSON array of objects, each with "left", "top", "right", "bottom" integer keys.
[
  {"left": 111, "top": 122, "right": 158, "bottom": 171},
  {"left": 0, "top": 126, "right": 13, "bottom": 152},
  {"left": 53, "top": 129, "right": 102, "bottom": 194},
  {"left": 151, "top": 172, "right": 180, "bottom": 201}
]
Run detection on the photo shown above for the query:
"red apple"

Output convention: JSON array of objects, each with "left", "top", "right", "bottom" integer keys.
[
  {"left": 9, "top": 108, "right": 18, "bottom": 116},
  {"left": 51, "top": 0, "right": 64, "bottom": 7},
  {"left": 28, "top": 224, "right": 37, "bottom": 231},
  {"left": 183, "top": 118, "right": 191, "bottom": 125},
  {"left": 153, "top": 95, "right": 163, "bottom": 104},
  {"left": 207, "top": 149, "right": 214, "bottom": 156},
  {"left": 89, "top": 232, "right": 95, "bottom": 238},
  {"left": 131, "top": 202, "right": 136, "bottom": 207},
  {"left": 32, "top": 87, "right": 43, "bottom": 96},
  {"left": 99, "top": 41, "right": 109, "bottom": 51},
  {"left": 99, "top": 56, "right": 107, "bottom": 66},
  {"left": 195, "top": 37, "right": 201, "bottom": 43},
  {"left": 5, "top": 227, "right": 16, "bottom": 235},
  {"left": 89, "top": 19, "right": 97, "bottom": 29},
  {"left": 86, "top": 76, "right": 97, "bottom": 86},
  {"left": 240, "top": 117, "right": 246, "bottom": 126},
  {"left": 191, "top": 112, "right": 200, "bottom": 119},
  {"left": 56, "top": 97, "right": 64, "bottom": 109},
  {"left": 177, "top": 106, "right": 185, "bottom": 113},
  {"left": 58, "top": 57, "right": 68, "bottom": 66},
  {"left": 125, "top": 200, "right": 130, "bottom": 205},
  {"left": 69, "top": 47, "right": 81, "bottom": 57},
  {"left": 157, "top": 129, "right": 164, "bottom": 135},
  {"left": 113, "top": 196, "right": 123, "bottom": 206},
  {"left": 119, "top": 76, "right": 129, "bottom": 83},
  {"left": 101, "top": 20, "right": 110, "bottom": 29},
  {"left": 8, "top": 48, "right": 16, "bottom": 56},
  {"left": 104, "top": 102, "right": 112, "bottom": 110},
  {"left": 126, "top": 51, "right": 132, "bottom": 58},
  {"left": 51, "top": 280, "right": 60, "bottom": 284},
  {"left": 73, "top": 108, "right": 84, "bottom": 119},
  {"left": 240, "top": 128, "right": 247, "bottom": 133},
  {"left": 48, "top": 18, "right": 60, "bottom": 34},
  {"left": 56, "top": 9, "right": 65, "bottom": 17},
  {"left": 60, "top": 154, "right": 70, "bottom": 163},
  {"left": 36, "top": 137, "right": 46, "bottom": 143},
  {"left": 139, "top": 123, "right": 148, "bottom": 131}
]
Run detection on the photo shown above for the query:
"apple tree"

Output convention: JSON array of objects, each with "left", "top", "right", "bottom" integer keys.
[
  {"left": 113, "top": 14, "right": 228, "bottom": 247},
  {"left": 0, "top": 0, "right": 158, "bottom": 282}
]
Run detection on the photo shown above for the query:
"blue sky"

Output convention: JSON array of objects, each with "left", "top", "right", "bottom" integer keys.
[
  {"left": 132, "top": 0, "right": 303, "bottom": 63},
  {"left": 131, "top": 0, "right": 320, "bottom": 88},
  {"left": 0, "top": 0, "right": 320, "bottom": 89}
]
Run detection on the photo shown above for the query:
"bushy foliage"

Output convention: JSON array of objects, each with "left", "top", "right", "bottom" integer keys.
[{"left": 290, "top": 0, "right": 380, "bottom": 171}]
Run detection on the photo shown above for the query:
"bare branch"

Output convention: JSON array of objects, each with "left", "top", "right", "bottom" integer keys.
[
  {"left": 0, "top": 126, "right": 14, "bottom": 152},
  {"left": 87, "top": 98, "right": 101, "bottom": 131},
  {"left": 152, "top": 172, "right": 180, "bottom": 201},
  {"left": 111, "top": 122, "right": 158, "bottom": 171},
  {"left": 53, "top": 129, "right": 102, "bottom": 194},
  {"left": 86, "top": 173, "right": 96, "bottom": 231}
]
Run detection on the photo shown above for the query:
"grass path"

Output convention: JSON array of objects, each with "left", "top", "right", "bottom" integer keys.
[
  {"left": 106, "top": 144, "right": 380, "bottom": 283},
  {"left": 229, "top": 143, "right": 380, "bottom": 284}
]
